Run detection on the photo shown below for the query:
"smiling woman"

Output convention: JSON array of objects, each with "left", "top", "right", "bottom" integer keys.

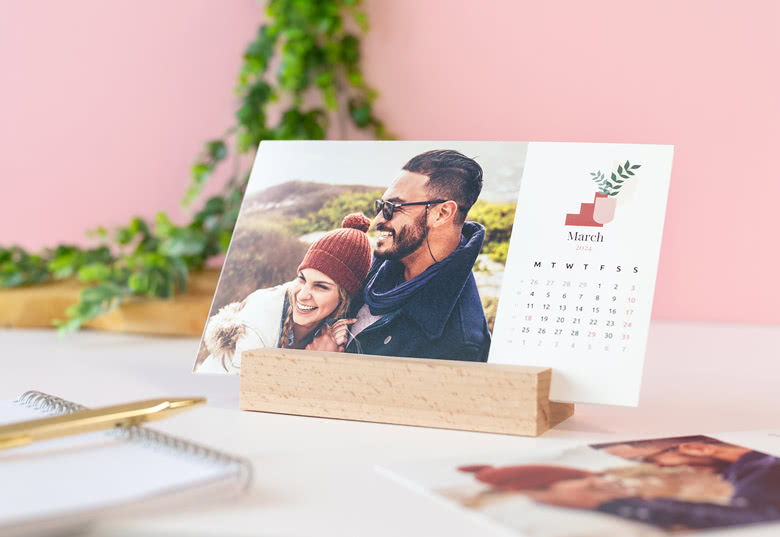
[
  {"left": 285, "top": 269, "right": 350, "bottom": 346},
  {"left": 196, "top": 213, "right": 372, "bottom": 374}
]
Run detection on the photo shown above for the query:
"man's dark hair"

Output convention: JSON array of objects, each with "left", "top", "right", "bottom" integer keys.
[{"left": 402, "top": 149, "right": 483, "bottom": 225}]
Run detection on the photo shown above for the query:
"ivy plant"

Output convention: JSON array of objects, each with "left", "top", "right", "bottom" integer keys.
[
  {"left": 0, "top": 0, "right": 389, "bottom": 333},
  {"left": 591, "top": 160, "right": 641, "bottom": 197}
]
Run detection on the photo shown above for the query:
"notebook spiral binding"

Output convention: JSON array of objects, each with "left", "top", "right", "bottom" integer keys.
[{"left": 15, "top": 390, "right": 253, "bottom": 488}]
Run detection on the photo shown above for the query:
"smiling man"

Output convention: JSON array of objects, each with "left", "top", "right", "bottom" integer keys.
[{"left": 344, "top": 149, "right": 491, "bottom": 362}]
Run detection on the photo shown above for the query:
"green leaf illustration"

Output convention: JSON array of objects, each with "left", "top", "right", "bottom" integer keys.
[{"left": 590, "top": 160, "right": 640, "bottom": 199}]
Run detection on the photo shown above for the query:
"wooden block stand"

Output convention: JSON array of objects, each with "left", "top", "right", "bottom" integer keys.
[{"left": 240, "top": 348, "right": 574, "bottom": 436}]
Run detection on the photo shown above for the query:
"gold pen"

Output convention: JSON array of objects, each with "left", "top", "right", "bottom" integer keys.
[{"left": 0, "top": 397, "right": 206, "bottom": 450}]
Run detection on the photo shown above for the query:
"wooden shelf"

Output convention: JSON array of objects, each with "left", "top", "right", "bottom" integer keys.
[{"left": 0, "top": 270, "right": 220, "bottom": 336}]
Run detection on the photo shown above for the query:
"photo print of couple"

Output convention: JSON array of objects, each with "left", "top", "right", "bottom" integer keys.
[
  {"left": 383, "top": 433, "right": 780, "bottom": 537},
  {"left": 194, "top": 141, "right": 525, "bottom": 374}
]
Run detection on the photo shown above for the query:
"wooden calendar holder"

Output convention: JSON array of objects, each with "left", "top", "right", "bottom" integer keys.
[{"left": 239, "top": 348, "right": 574, "bottom": 436}]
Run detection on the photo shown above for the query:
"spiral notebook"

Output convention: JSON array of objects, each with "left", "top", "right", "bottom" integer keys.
[{"left": 0, "top": 391, "right": 252, "bottom": 537}]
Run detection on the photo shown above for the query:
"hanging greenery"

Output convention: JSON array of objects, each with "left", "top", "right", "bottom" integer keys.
[{"left": 0, "top": 0, "right": 389, "bottom": 333}]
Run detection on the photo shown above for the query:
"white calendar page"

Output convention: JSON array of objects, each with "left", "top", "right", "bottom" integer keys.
[{"left": 489, "top": 142, "right": 674, "bottom": 406}]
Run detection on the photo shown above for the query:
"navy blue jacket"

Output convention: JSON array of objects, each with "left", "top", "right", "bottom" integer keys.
[{"left": 345, "top": 222, "right": 491, "bottom": 362}]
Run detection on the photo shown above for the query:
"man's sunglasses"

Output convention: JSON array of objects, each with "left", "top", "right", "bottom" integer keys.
[{"left": 374, "top": 199, "right": 448, "bottom": 221}]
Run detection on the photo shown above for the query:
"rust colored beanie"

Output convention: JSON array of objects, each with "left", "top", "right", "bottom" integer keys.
[{"left": 297, "top": 213, "right": 372, "bottom": 297}]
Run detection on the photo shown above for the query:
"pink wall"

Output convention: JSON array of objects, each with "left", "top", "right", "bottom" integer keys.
[
  {"left": 359, "top": 0, "right": 780, "bottom": 325},
  {"left": 0, "top": 0, "right": 260, "bottom": 248},
  {"left": 2, "top": 1, "right": 778, "bottom": 324}
]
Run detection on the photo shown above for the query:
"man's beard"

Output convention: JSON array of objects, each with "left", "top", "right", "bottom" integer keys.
[{"left": 375, "top": 211, "right": 427, "bottom": 261}]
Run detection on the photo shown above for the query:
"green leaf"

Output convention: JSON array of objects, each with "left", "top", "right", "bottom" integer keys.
[
  {"left": 81, "top": 285, "right": 116, "bottom": 305},
  {"left": 159, "top": 229, "right": 206, "bottom": 257},
  {"left": 77, "top": 263, "right": 111, "bottom": 283},
  {"left": 206, "top": 140, "right": 227, "bottom": 161},
  {"left": 115, "top": 228, "right": 133, "bottom": 245},
  {"left": 347, "top": 71, "right": 363, "bottom": 87},
  {"left": 128, "top": 217, "right": 149, "bottom": 237},
  {"left": 155, "top": 212, "right": 175, "bottom": 238},
  {"left": 202, "top": 197, "right": 225, "bottom": 215},
  {"left": 128, "top": 272, "right": 149, "bottom": 293},
  {"left": 218, "top": 231, "right": 233, "bottom": 253},
  {"left": 1, "top": 272, "right": 23, "bottom": 287},
  {"left": 192, "top": 163, "right": 211, "bottom": 184},
  {"left": 315, "top": 71, "right": 334, "bottom": 88},
  {"left": 341, "top": 34, "right": 360, "bottom": 65},
  {"left": 323, "top": 85, "right": 338, "bottom": 111},
  {"left": 349, "top": 100, "right": 371, "bottom": 127},
  {"left": 55, "top": 317, "right": 83, "bottom": 335},
  {"left": 354, "top": 12, "right": 368, "bottom": 32},
  {"left": 88, "top": 226, "right": 108, "bottom": 240}
]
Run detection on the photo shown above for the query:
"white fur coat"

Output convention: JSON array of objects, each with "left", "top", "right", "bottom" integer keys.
[{"left": 197, "top": 283, "right": 289, "bottom": 374}]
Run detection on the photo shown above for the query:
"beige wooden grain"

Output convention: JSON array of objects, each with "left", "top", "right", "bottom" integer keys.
[{"left": 240, "top": 348, "right": 574, "bottom": 436}]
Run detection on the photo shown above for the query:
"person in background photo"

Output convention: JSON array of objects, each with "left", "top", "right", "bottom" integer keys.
[
  {"left": 344, "top": 149, "right": 492, "bottom": 362},
  {"left": 456, "top": 463, "right": 733, "bottom": 509},
  {"left": 196, "top": 213, "right": 372, "bottom": 374},
  {"left": 591, "top": 436, "right": 780, "bottom": 530}
]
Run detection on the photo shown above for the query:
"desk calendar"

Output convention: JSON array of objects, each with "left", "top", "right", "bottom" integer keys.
[
  {"left": 197, "top": 141, "right": 672, "bottom": 411},
  {"left": 490, "top": 143, "right": 673, "bottom": 406}
]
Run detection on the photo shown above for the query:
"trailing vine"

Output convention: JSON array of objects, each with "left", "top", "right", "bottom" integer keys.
[{"left": 0, "top": 0, "right": 389, "bottom": 333}]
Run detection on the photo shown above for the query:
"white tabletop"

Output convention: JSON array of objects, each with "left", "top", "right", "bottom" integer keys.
[{"left": 2, "top": 322, "right": 779, "bottom": 536}]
